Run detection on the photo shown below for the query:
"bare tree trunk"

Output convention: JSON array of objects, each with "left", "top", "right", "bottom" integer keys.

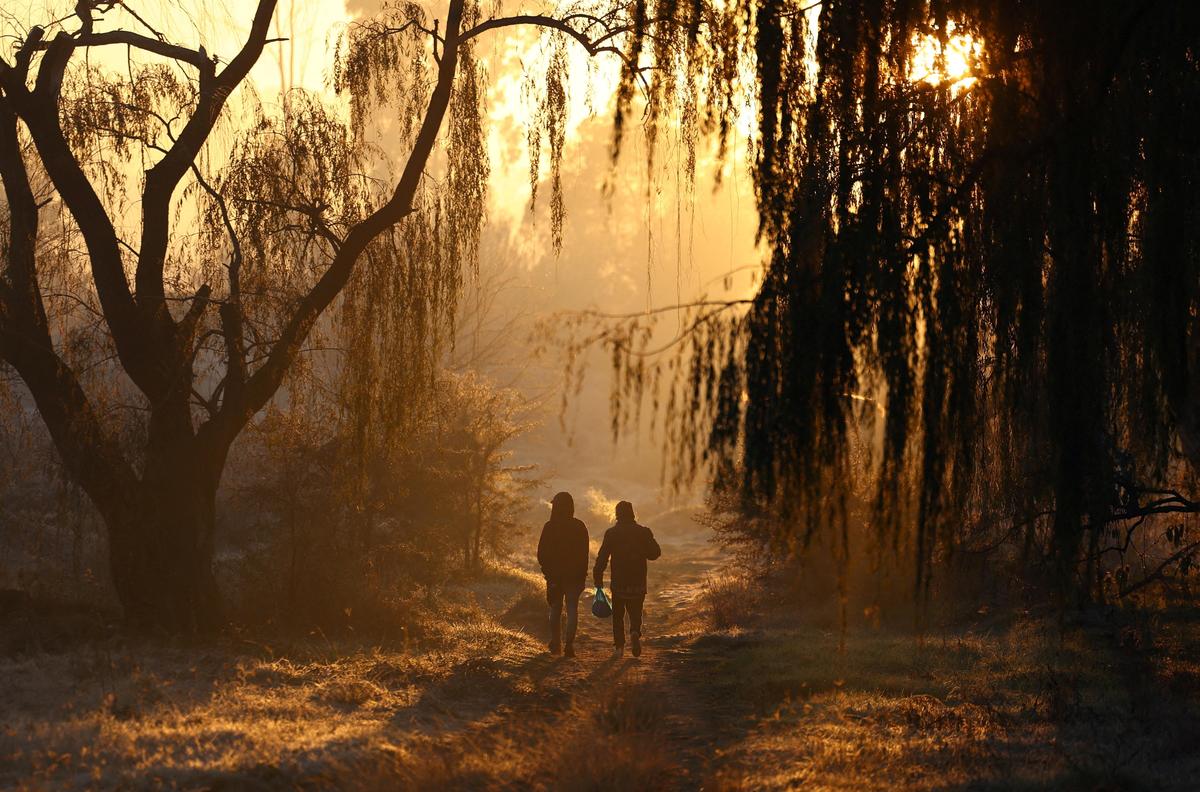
[
  {"left": 107, "top": 429, "right": 225, "bottom": 632},
  {"left": 107, "top": 492, "right": 220, "bottom": 631}
]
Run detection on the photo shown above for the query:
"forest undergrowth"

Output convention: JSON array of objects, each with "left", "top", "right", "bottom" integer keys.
[{"left": 4, "top": 528, "right": 1199, "bottom": 791}]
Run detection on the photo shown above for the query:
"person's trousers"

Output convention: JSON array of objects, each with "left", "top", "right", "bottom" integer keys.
[
  {"left": 546, "top": 582, "right": 583, "bottom": 646},
  {"left": 611, "top": 594, "right": 645, "bottom": 647}
]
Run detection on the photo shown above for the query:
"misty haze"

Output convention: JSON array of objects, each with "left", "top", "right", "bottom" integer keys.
[{"left": 2, "top": 1, "right": 1200, "bottom": 790}]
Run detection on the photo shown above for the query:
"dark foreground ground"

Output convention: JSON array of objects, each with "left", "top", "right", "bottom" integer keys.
[{"left": 3, "top": 522, "right": 1200, "bottom": 790}]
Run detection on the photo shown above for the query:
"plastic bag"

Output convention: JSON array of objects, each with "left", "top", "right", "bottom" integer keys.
[{"left": 591, "top": 587, "right": 612, "bottom": 618}]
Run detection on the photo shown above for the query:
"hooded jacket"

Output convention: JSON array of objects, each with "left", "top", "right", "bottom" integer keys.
[
  {"left": 593, "top": 504, "right": 661, "bottom": 598},
  {"left": 537, "top": 492, "right": 590, "bottom": 588}
]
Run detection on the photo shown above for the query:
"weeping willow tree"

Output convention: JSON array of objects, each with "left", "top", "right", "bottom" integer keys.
[{"left": 574, "top": 0, "right": 1200, "bottom": 602}]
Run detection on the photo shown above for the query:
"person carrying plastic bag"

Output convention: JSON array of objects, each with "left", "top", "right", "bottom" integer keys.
[{"left": 592, "top": 501, "right": 661, "bottom": 658}]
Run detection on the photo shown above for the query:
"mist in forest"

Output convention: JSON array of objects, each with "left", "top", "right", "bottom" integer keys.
[{"left": 3, "top": 1, "right": 1200, "bottom": 790}]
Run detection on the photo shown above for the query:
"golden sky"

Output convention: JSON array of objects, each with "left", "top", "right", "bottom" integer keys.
[
  {"left": 4, "top": 1, "right": 977, "bottom": 314},
  {"left": 5, "top": 1, "right": 763, "bottom": 301}
]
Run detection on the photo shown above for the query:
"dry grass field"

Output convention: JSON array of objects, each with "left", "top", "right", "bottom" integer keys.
[{"left": 3, "top": 526, "right": 1199, "bottom": 790}]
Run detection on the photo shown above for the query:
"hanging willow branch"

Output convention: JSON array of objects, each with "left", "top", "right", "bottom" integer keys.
[{"left": 572, "top": 0, "right": 1200, "bottom": 600}]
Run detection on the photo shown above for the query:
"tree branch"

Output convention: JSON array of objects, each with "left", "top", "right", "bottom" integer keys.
[
  {"left": 42, "top": 30, "right": 211, "bottom": 70},
  {"left": 199, "top": 0, "right": 468, "bottom": 450},
  {"left": 0, "top": 21, "right": 156, "bottom": 394},
  {"left": 0, "top": 93, "right": 137, "bottom": 516},
  {"left": 135, "top": 0, "right": 278, "bottom": 326},
  {"left": 1119, "top": 540, "right": 1200, "bottom": 599},
  {"left": 461, "top": 14, "right": 640, "bottom": 70},
  {"left": 0, "top": 92, "right": 44, "bottom": 331}
]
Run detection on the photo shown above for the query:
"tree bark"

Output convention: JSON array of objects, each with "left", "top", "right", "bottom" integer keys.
[{"left": 107, "top": 439, "right": 225, "bottom": 632}]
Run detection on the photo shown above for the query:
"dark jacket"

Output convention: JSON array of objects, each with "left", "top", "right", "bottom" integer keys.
[
  {"left": 593, "top": 520, "right": 661, "bottom": 597},
  {"left": 538, "top": 496, "right": 589, "bottom": 588}
]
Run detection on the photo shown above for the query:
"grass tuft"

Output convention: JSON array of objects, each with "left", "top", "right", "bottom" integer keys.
[
  {"left": 548, "top": 733, "right": 679, "bottom": 792},
  {"left": 702, "top": 574, "right": 761, "bottom": 631},
  {"left": 594, "top": 681, "right": 667, "bottom": 735}
]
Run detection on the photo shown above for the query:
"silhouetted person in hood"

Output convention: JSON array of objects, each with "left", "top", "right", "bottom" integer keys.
[
  {"left": 537, "top": 491, "right": 589, "bottom": 657},
  {"left": 593, "top": 501, "right": 661, "bottom": 657}
]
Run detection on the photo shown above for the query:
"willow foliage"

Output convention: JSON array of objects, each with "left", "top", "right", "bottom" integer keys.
[{"left": 587, "top": 0, "right": 1200, "bottom": 596}]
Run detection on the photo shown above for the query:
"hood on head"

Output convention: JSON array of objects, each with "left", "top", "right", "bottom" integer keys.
[
  {"left": 615, "top": 500, "right": 635, "bottom": 523},
  {"left": 550, "top": 491, "right": 575, "bottom": 521}
]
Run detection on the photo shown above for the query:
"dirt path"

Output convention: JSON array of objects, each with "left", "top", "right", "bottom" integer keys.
[
  {"left": 387, "top": 519, "right": 741, "bottom": 788},
  {"left": 563, "top": 525, "right": 731, "bottom": 771}
]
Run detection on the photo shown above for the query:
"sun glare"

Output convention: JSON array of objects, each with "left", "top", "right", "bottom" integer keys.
[{"left": 908, "top": 22, "right": 982, "bottom": 93}]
